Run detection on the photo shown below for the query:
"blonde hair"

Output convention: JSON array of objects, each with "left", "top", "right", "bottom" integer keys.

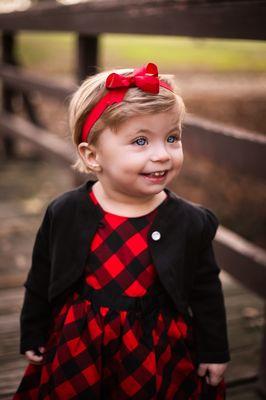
[{"left": 68, "top": 67, "right": 186, "bottom": 174}]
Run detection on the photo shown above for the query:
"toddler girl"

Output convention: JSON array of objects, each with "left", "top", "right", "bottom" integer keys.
[{"left": 13, "top": 62, "right": 230, "bottom": 399}]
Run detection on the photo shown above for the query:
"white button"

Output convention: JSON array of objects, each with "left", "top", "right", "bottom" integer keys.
[{"left": 151, "top": 231, "right": 161, "bottom": 241}]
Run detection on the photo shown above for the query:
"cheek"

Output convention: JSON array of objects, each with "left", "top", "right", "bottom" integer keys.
[
  {"left": 100, "top": 146, "right": 146, "bottom": 171},
  {"left": 173, "top": 148, "right": 184, "bottom": 165},
  {"left": 120, "top": 150, "right": 146, "bottom": 164},
  {"left": 171, "top": 145, "right": 182, "bottom": 156},
  {"left": 179, "top": 148, "right": 184, "bottom": 161}
]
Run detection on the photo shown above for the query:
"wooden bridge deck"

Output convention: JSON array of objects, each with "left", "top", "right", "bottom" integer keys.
[{"left": 0, "top": 155, "right": 264, "bottom": 399}]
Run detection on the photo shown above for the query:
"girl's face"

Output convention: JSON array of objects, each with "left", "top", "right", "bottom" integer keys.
[{"left": 80, "top": 105, "right": 184, "bottom": 202}]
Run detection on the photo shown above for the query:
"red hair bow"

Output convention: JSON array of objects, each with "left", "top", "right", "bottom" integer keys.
[
  {"left": 106, "top": 63, "right": 161, "bottom": 94},
  {"left": 81, "top": 63, "right": 173, "bottom": 142}
]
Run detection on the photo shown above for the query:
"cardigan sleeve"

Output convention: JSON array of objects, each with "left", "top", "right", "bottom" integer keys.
[
  {"left": 188, "top": 207, "right": 231, "bottom": 364},
  {"left": 20, "top": 206, "right": 52, "bottom": 354}
]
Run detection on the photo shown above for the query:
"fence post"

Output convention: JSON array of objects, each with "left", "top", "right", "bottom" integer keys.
[
  {"left": 77, "top": 34, "right": 99, "bottom": 82},
  {"left": 257, "top": 302, "right": 266, "bottom": 397},
  {"left": 1, "top": 31, "right": 16, "bottom": 157}
]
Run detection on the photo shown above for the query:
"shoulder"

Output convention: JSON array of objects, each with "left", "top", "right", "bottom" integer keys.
[
  {"left": 184, "top": 198, "right": 219, "bottom": 243},
  {"left": 45, "top": 180, "right": 92, "bottom": 218},
  {"left": 185, "top": 198, "right": 218, "bottom": 230},
  {"left": 166, "top": 187, "right": 219, "bottom": 241}
]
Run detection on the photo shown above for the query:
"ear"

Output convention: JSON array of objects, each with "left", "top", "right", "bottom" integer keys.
[{"left": 77, "top": 142, "right": 102, "bottom": 172}]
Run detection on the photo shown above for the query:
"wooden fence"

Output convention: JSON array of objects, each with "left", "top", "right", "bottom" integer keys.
[{"left": 0, "top": 0, "right": 266, "bottom": 396}]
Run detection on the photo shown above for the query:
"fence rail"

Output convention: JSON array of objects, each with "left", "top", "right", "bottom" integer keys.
[{"left": 0, "top": 0, "right": 265, "bottom": 40}]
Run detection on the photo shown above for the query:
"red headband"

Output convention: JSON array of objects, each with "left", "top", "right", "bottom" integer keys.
[{"left": 81, "top": 62, "right": 174, "bottom": 142}]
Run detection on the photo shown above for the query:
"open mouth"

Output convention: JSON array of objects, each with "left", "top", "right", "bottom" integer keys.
[{"left": 141, "top": 170, "right": 167, "bottom": 177}]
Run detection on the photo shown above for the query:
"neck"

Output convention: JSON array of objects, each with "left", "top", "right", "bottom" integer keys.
[{"left": 92, "top": 181, "right": 167, "bottom": 217}]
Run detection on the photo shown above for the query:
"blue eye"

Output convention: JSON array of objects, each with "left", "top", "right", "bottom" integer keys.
[
  {"left": 132, "top": 134, "right": 180, "bottom": 146},
  {"left": 167, "top": 135, "right": 180, "bottom": 143},
  {"left": 133, "top": 137, "right": 147, "bottom": 146}
]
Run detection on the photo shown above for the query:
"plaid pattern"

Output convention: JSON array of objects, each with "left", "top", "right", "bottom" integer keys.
[{"left": 13, "top": 188, "right": 226, "bottom": 399}]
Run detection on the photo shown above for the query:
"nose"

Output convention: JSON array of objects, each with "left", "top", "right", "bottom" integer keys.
[{"left": 150, "top": 143, "right": 171, "bottom": 162}]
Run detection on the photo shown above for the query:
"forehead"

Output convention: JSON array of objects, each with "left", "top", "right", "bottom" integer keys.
[{"left": 117, "top": 107, "right": 181, "bottom": 135}]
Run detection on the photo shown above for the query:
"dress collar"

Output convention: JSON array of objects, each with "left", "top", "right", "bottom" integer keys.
[{"left": 76, "top": 179, "right": 184, "bottom": 230}]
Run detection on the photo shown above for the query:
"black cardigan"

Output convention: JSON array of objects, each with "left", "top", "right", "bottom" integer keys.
[{"left": 20, "top": 179, "right": 231, "bottom": 364}]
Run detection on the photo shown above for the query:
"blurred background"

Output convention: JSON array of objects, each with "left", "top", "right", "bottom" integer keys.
[
  {"left": 2, "top": 32, "right": 265, "bottom": 244},
  {"left": 0, "top": 0, "right": 266, "bottom": 399}
]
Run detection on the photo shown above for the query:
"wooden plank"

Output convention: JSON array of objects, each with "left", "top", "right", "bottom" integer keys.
[
  {"left": 214, "top": 226, "right": 266, "bottom": 299},
  {"left": 0, "top": 359, "right": 27, "bottom": 400},
  {"left": 0, "top": 112, "right": 75, "bottom": 165},
  {"left": 1, "top": 39, "right": 44, "bottom": 141},
  {"left": 0, "top": 289, "right": 23, "bottom": 313},
  {"left": 258, "top": 305, "right": 266, "bottom": 397},
  {"left": 227, "top": 381, "right": 262, "bottom": 400},
  {"left": 0, "top": 0, "right": 265, "bottom": 40},
  {"left": 224, "top": 294, "right": 264, "bottom": 324},
  {"left": 0, "top": 64, "right": 76, "bottom": 100},
  {"left": 183, "top": 115, "right": 266, "bottom": 180}
]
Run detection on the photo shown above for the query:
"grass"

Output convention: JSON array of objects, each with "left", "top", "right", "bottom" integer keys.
[{"left": 16, "top": 32, "right": 266, "bottom": 75}]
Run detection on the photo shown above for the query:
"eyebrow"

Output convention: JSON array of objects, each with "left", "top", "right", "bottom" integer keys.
[{"left": 132, "top": 125, "right": 181, "bottom": 136}]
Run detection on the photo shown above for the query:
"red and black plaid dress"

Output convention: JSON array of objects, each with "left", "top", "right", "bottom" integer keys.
[{"left": 13, "top": 187, "right": 226, "bottom": 400}]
